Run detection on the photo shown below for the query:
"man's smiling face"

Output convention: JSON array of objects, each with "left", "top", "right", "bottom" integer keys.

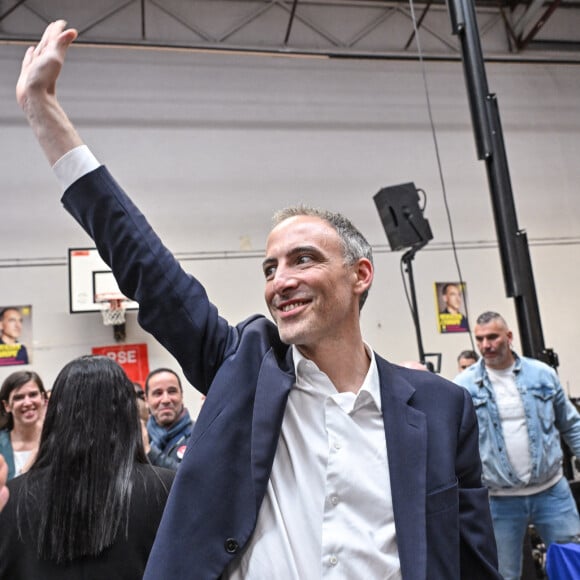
[{"left": 263, "top": 215, "right": 363, "bottom": 352}]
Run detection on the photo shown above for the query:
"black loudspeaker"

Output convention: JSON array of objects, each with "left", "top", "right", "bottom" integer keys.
[{"left": 373, "top": 182, "right": 433, "bottom": 251}]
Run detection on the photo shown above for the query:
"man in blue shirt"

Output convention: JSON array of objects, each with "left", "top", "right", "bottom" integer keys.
[{"left": 455, "top": 311, "right": 580, "bottom": 580}]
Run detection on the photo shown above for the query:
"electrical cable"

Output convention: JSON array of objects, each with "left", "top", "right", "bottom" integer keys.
[{"left": 406, "top": 0, "right": 477, "bottom": 353}]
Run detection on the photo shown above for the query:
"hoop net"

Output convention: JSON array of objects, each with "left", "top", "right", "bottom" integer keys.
[{"left": 95, "top": 294, "right": 127, "bottom": 326}]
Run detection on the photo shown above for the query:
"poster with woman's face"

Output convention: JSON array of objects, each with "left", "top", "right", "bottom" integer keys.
[
  {"left": 435, "top": 283, "right": 469, "bottom": 333},
  {"left": 0, "top": 305, "right": 32, "bottom": 366}
]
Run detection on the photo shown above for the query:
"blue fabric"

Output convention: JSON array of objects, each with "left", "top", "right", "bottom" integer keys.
[
  {"left": 546, "top": 542, "right": 580, "bottom": 580},
  {"left": 490, "top": 477, "right": 580, "bottom": 579},
  {"left": 62, "top": 165, "right": 501, "bottom": 580},
  {"left": 0, "top": 430, "right": 15, "bottom": 480},
  {"left": 455, "top": 353, "right": 580, "bottom": 491},
  {"left": 147, "top": 409, "right": 193, "bottom": 452}
]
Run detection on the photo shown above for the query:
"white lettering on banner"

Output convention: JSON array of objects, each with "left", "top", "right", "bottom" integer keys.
[{"left": 105, "top": 350, "right": 137, "bottom": 364}]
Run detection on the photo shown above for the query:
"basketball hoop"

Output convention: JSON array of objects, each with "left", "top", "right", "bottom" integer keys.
[{"left": 95, "top": 293, "right": 127, "bottom": 326}]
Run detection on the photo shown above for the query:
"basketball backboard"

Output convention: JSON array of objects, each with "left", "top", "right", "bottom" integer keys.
[{"left": 68, "top": 248, "right": 139, "bottom": 313}]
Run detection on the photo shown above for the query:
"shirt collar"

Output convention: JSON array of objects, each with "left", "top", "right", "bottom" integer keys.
[{"left": 291, "top": 344, "right": 382, "bottom": 412}]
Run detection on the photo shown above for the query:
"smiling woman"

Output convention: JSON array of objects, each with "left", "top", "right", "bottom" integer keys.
[{"left": 0, "top": 371, "right": 47, "bottom": 480}]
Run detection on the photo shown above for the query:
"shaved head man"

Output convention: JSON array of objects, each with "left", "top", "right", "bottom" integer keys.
[{"left": 456, "top": 311, "right": 580, "bottom": 580}]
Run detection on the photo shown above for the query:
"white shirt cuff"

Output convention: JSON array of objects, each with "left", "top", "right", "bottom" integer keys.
[{"left": 52, "top": 145, "right": 101, "bottom": 191}]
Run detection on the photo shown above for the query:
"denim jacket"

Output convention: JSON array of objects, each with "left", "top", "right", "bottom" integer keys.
[
  {"left": 0, "top": 430, "right": 15, "bottom": 481},
  {"left": 455, "top": 353, "right": 580, "bottom": 492}
]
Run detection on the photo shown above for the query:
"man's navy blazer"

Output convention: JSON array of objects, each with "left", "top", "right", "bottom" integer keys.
[{"left": 63, "top": 167, "right": 500, "bottom": 580}]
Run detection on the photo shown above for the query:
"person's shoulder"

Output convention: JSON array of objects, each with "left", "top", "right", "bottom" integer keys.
[
  {"left": 454, "top": 363, "right": 481, "bottom": 388},
  {"left": 519, "top": 354, "right": 553, "bottom": 371},
  {"left": 411, "top": 368, "right": 466, "bottom": 396},
  {"left": 0, "top": 430, "right": 10, "bottom": 446},
  {"left": 151, "top": 465, "right": 176, "bottom": 487},
  {"left": 236, "top": 314, "right": 280, "bottom": 344},
  {"left": 235, "top": 314, "right": 292, "bottom": 364},
  {"left": 5, "top": 471, "right": 28, "bottom": 492},
  {"left": 377, "top": 355, "right": 465, "bottom": 398},
  {"left": 518, "top": 355, "right": 559, "bottom": 381},
  {"left": 127, "top": 465, "right": 174, "bottom": 531},
  {"left": 132, "top": 464, "right": 175, "bottom": 506},
  {"left": 1, "top": 472, "right": 29, "bottom": 524},
  {"left": 135, "top": 462, "right": 175, "bottom": 487}
]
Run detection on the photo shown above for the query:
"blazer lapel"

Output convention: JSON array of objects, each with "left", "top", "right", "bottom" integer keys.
[
  {"left": 251, "top": 347, "right": 294, "bottom": 511},
  {"left": 377, "top": 357, "right": 428, "bottom": 580}
]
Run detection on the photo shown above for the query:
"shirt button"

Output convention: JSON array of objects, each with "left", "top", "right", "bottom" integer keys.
[
  {"left": 331, "top": 495, "right": 339, "bottom": 505},
  {"left": 333, "top": 441, "right": 341, "bottom": 450},
  {"left": 329, "top": 555, "right": 338, "bottom": 566}
]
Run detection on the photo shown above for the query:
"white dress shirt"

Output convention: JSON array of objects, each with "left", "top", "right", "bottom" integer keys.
[
  {"left": 53, "top": 145, "right": 99, "bottom": 189},
  {"left": 225, "top": 345, "right": 401, "bottom": 579}
]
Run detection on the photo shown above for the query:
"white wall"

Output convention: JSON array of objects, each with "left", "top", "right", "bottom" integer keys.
[{"left": 1, "top": 42, "right": 579, "bottom": 414}]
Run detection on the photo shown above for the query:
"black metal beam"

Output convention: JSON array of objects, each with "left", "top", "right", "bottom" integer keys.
[
  {"left": 517, "top": 0, "right": 562, "bottom": 51},
  {"left": 446, "top": 0, "right": 558, "bottom": 367}
]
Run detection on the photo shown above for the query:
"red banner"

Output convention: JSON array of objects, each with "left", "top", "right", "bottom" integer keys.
[{"left": 92, "top": 343, "right": 150, "bottom": 387}]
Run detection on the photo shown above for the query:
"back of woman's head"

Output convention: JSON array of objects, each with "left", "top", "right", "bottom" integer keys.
[
  {"left": 36, "top": 355, "right": 145, "bottom": 469},
  {"left": 23, "top": 355, "right": 147, "bottom": 562},
  {"left": 0, "top": 370, "right": 46, "bottom": 430}
]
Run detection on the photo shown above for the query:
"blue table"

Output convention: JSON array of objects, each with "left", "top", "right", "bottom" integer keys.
[{"left": 546, "top": 543, "right": 580, "bottom": 579}]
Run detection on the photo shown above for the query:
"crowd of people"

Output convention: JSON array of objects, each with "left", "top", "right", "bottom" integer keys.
[
  {"left": 0, "top": 357, "right": 175, "bottom": 578},
  {"left": 1, "top": 17, "right": 579, "bottom": 580},
  {"left": 3, "top": 316, "right": 574, "bottom": 580}
]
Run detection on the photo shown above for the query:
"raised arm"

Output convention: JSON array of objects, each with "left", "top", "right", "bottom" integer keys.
[
  {"left": 17, "top": 21, "right": 244, "bottom": 394},
  {"left": 16, "top": 20, "right": 82, "bottom": 165}
]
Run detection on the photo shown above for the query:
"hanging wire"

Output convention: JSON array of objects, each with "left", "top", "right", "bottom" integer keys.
[{"left": 406, "top": 0, "right": 476, "bottom": 353}]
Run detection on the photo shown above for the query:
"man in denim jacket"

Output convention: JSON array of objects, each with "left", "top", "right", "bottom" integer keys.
[{"left": 455, "top": 310, "right": 580, "bottom": 580}]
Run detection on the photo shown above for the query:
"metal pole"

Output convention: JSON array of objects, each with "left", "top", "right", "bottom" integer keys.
[
  {"left": 446, "top": 0, "right": 557, "bottom": 368},
  {"left": 402, "top": 249, "right": 426, "bottom": 364}
]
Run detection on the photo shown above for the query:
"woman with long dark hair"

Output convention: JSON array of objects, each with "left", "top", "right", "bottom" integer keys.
[
  {"left": 0, "top": 356, "right": 175, "bottom": 579},
  {"left": 0, "top": 370, "right": 47, "bottom": 480}
]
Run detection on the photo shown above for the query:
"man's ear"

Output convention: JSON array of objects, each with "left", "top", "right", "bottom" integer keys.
[{"left": 353, "top": 258, "right": 373, "bottom": 296}]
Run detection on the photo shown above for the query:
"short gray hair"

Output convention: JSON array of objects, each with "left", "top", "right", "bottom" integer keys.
[
  {"left": 476, "top": 311, "right": 508, "bottom": 327},
  {"left": 271, "top": 205, "right": 373, "bottom": 309}
]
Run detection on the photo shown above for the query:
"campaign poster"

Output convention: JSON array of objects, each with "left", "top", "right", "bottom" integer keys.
[
  {"left": 0, "top": 305, "right": 32, "bottom": 366},
  {"left": 435, "top": 282, "right": 469, "bottom": 334}
]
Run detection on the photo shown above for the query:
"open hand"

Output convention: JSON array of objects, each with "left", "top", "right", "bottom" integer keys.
[{"left": 16, "top": 20, "right": 78, "bottom": 111}]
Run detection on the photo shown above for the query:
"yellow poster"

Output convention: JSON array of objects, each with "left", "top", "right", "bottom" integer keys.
[
  {"left": 0, "top": 305, "right": 32, "bottom": 366},
  {"left": 434, "top": 283, "right": 469, "bottom": 334}
]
